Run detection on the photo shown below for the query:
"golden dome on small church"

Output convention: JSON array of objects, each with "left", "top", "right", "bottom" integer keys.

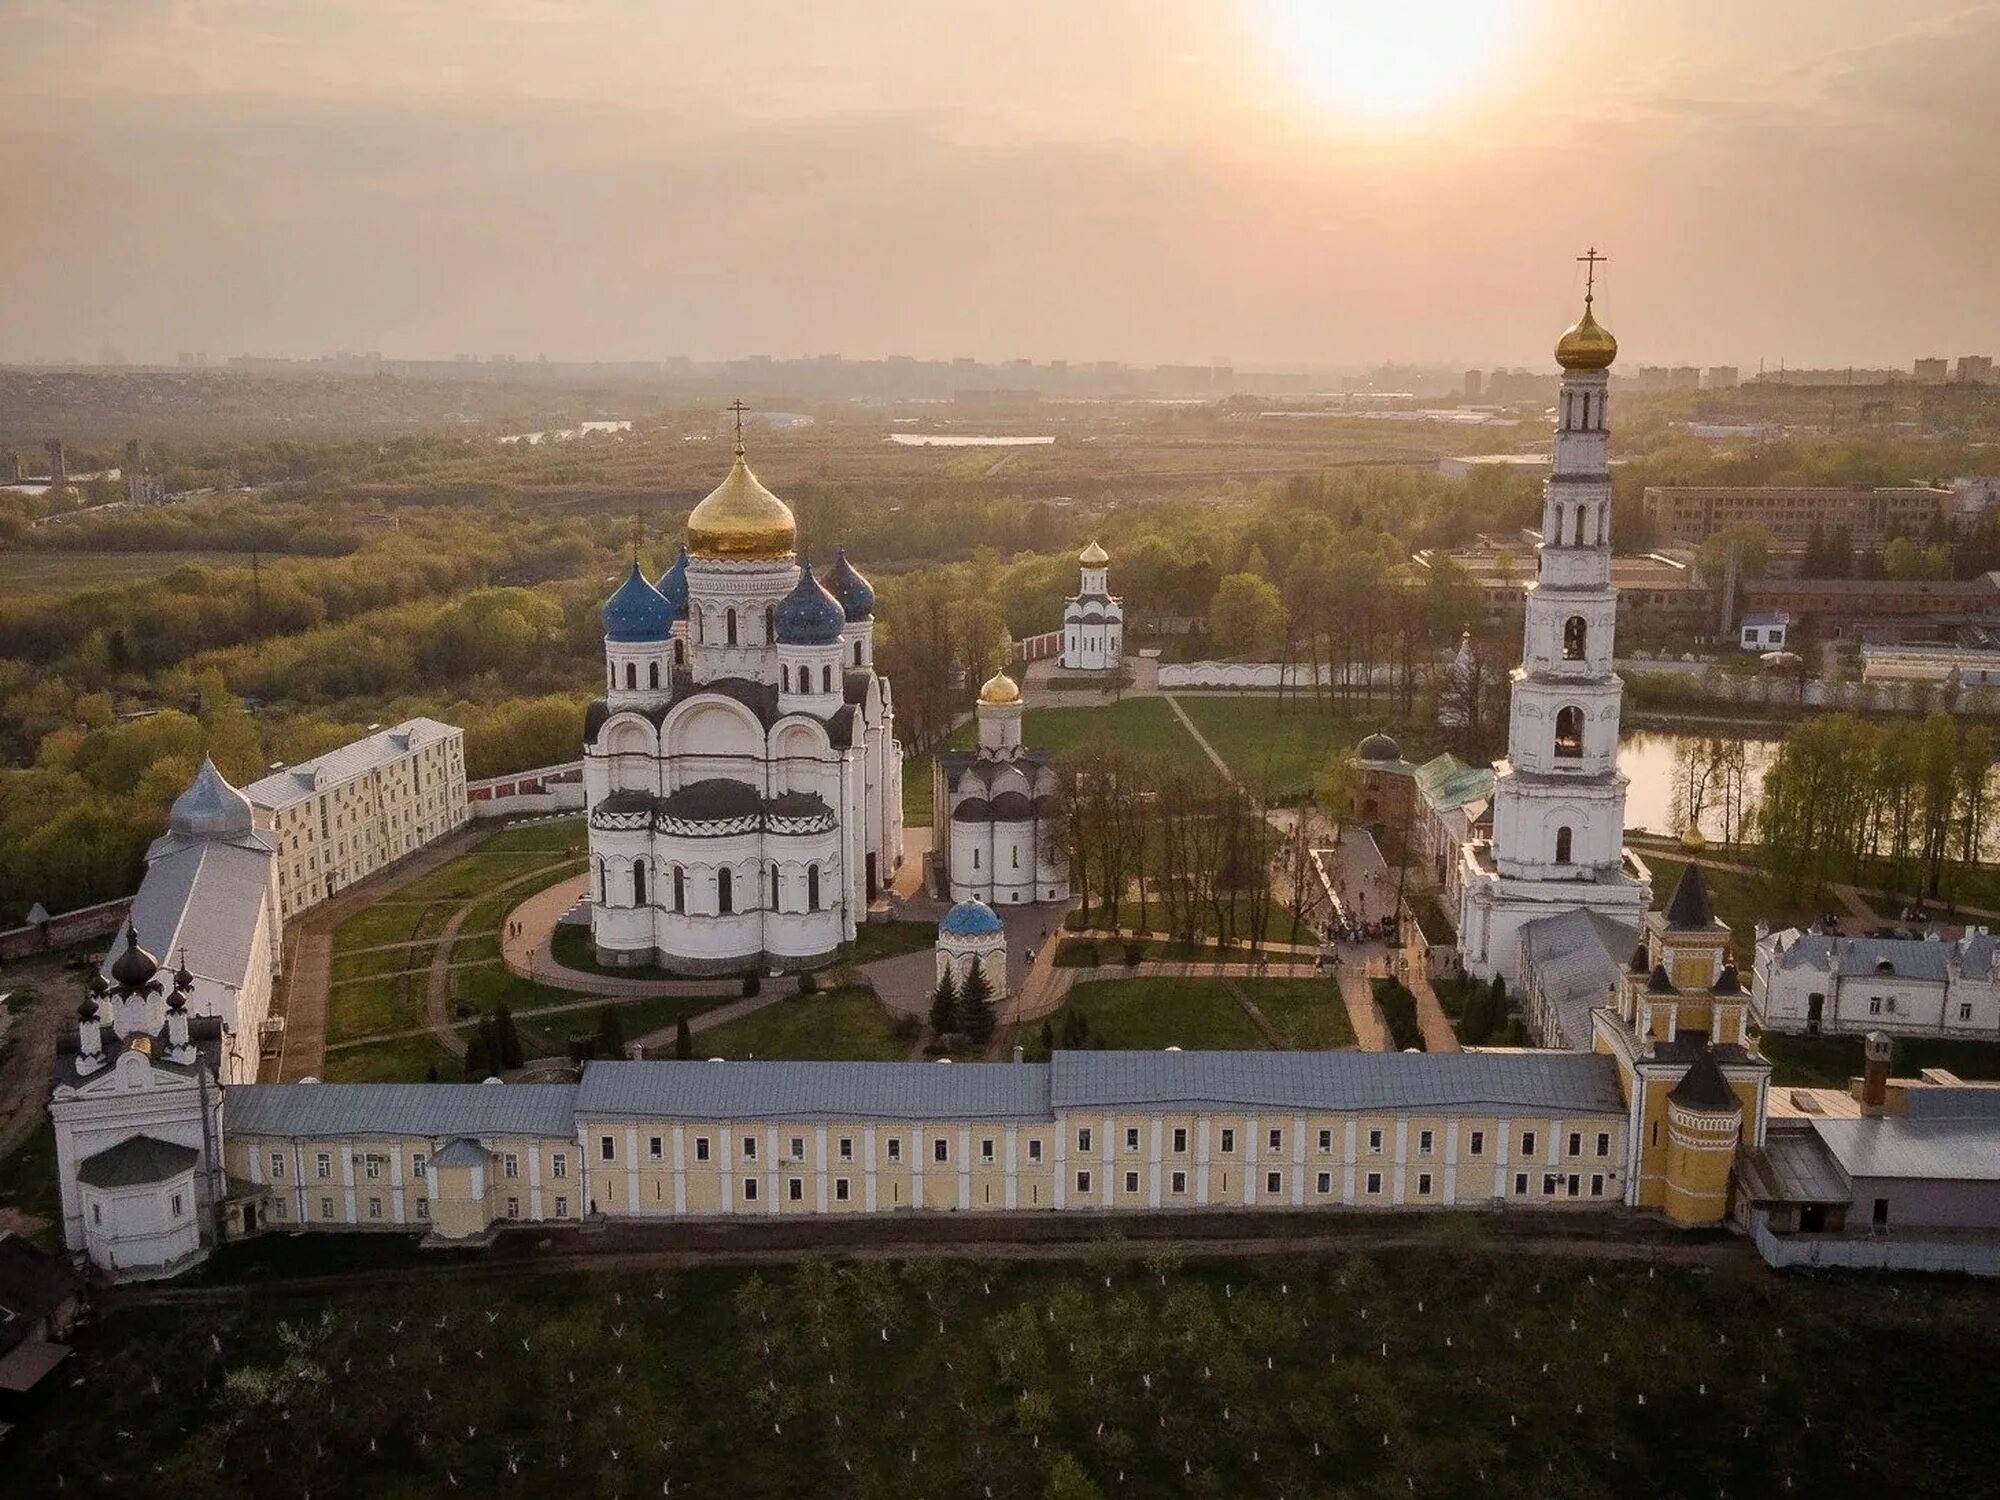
[
  {"left": 1555, "top": 299, "right": 1618, "bottom": 372},
  {"left": 1079, "top": 540, "right": 1109, "bottom": 565},
  {"left": 978, "top": 670, "right": 1021, "bottom": 705},
  {"left": 687, "top": 451, "right": 796, "bottom": 561}
]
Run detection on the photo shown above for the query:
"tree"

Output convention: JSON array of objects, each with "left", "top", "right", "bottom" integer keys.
[
  {"left": 1044, "top": 1453, "right": 1104, "bottom": 1500},
  {"left": 674, "top": 1016, "right": 694, "bottom": 1061},
  {"left": 1059, "top": 1008, "right": 1090, "bottom": 1049},
  {"left": 595, "top": 1004, "right": 627, "bottom": 1060},
  {"left": 463, "top": 1017, "right": 495, "bottom": 1079},
  {"left": 929, "top": 966, "right": 959, "bottom": 1039},
  {"left": 960, "top": 958, "right": 996, "bottom": 1043},
  {"left": 1207, "top": 572, "right": 1285, "bottom": 656},
  {"left": 490, "top": 1003, "right": 525, "bottom": 1070}
]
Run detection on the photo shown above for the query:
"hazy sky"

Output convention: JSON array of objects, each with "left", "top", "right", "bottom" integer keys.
[{"left": 2, "top": 0, "right": 1996, "bottom": 369}]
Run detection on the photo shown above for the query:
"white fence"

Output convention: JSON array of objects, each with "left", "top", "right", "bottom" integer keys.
[
  {"left": 1750, "top": 1214, "right": 2000, "bottom": 1277},
  {"left": 1159, "top": 662, "right": 1399, "bottom": 691}
]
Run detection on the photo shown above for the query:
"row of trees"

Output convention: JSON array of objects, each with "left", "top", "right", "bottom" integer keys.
[
  {"left": 1756, "top": 712, "right": 1995, "bottom": 902},
  {"left": 927, "top": 962, "right": 997, "bottom": 1047}
]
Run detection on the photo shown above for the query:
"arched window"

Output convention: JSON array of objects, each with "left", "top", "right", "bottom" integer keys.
[
  {"left": 673, "top": 639, "right": 685, "bottom": 666},
  {"left": 632, "top": 861, "right": 647, "bottom": 906},
  {"left": 648, "top": 661, "right": 660, "bottom": 689},
  {"left": 624, "top": 662, "right": 637, "bottom": 690},
  {"left": 608, "top": 662, "right": 616, "bottom": 692},
  {"left": 1563, "top": 616, "right": 1587, "bottom": 661},
  {"left": 691, "top": 603, "right": 702, "bottom": 642},
  {"left": 1554, "top": 705, "right": 1585, "bottom": 759},
  {"left": 854, "top": 640, "right": 864, "bottom": 666},
  {"left": 597, "top": 858, "right": 607, "bottom": 904},
  {"left": 672, "top": 865, "right": 685, "bottom": 914},
  {"left": 771, "top": 865, "right": 780, "bottom": 911},
  {"left": 765, "top": 606, "right": 775, "bottom": 642},
  {"left": 1571, "top": 505, "right": 1585, "bottom": 546},
  {"left": 1555, "top": 826, "right": 1573, "bottom": 864},
  {"left": 718, "top": 867, "right": 733, "bottom": 914},
  {"left": 725, "top": 608, "right": 738, "bottom": 647},
  {"left": 807, "top": 864, "right": 821, "bottom": 912},
  {"left": 822, "top": 664, "right": 833, "bottom": 693}
]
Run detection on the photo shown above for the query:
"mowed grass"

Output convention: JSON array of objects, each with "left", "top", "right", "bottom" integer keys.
[
  {"left": 1758, "top": 1030, "right": 2000, "bottom": 1089},
  {"left": 942, "top": 694, "right": 1207, "bottom": 765},
  {"left": 12, "top": 1245, "right": 2000, "bottom": 1499},
  {"left": 1239, "top": 977, "right": 1358, "bottom": 1048},
  {"left": 1039, "top": 977, "right": 1269, "bottom": 1051},
  {"left": 1173, "top": 694, "right": 1382, "bottom": 799},
  {"left": 696, "top": 987, "right": 906, "bottom": 1061}
]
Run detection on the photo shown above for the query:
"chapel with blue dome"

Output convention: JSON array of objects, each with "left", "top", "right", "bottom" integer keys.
[
  {"left": 582, "top": 419, "right": 904, "bottom": 975},
  {"left": 939, "top": 897, "right": 1006, "bottom": 936}
]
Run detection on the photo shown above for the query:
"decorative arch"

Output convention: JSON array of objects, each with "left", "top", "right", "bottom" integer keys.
[
  {"left": 725, "top": 607, "right": 738, "bottom": 647},
  {"left": 1553, "top": 705, "right": 1585, "bottom": 759},
  {"left": 1563, "top": 616, "right": 1588, "bottom": 661},
  {"left": 1554, "top": 825, "right": 1573, "bottom": 864},
  {"left": 663, "top": 696, "right": 764, "bottom": 762}
]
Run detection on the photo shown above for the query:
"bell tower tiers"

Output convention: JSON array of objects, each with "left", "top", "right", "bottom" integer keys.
[{"left": 1457, "top": 251, "right": 1651, "bottom": 983}]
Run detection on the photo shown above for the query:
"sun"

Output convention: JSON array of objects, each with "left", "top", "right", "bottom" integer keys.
[{"left": 1265, "top": 0, "right": 1518, "bottom": 125}]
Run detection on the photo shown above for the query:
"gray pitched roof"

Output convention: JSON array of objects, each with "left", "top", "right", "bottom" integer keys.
[
  {"left": 246, "top": 718, "right": 458, "bottom": 808},
  {"left": 1835, "top": 937, "right": 1951, "bottom": 982},
  {"left": 1522, "top": 909, "right": 1635, "bottom": 1051},
  {"left": 76, "top": 1135, "right": 199, "bottom": 1189},
  {"left": 226, "top": 1083, "right": 579, "bottom": 1139},
  {"left": 108, "top": 836, "right": 275, "bottom": 996},
  {"left": 430, "top": 1138, "right": 490, "bottom": 1169},
  {"left": 1048, "top": 1050, "right": 1625, "bottom": 1116},
  {"left": 1811, "top": 1115, "right": 2000, "bottom": 1183},
  {"left": 577, "top": 1060, "right": 1051, "bottom": 1122}
]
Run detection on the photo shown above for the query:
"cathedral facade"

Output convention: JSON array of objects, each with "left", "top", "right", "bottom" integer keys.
[
  {"left": 1456, "top": 279, "right": 1651, "bottom": 986},
  {"left": 583, "top": 439, "right": 902, "bottom": 972}
]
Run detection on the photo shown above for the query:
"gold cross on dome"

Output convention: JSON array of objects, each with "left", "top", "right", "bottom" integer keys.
[
  {"left": 727, "top": 398, "right": 748, "bottom": 454},
  {"left": 1577, "top": 246, "right": 1607, "bottom": 301}
]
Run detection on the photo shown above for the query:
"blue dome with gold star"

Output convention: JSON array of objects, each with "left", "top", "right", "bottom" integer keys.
[
  {"left": 653, "top": 547, "right": 691, "bottom": 621},
  {"left": 824, "top": 547, "right": 875, "bottom": 622}
]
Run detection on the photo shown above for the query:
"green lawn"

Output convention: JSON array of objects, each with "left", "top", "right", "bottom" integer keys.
[
  {"left": 324, "top": 972, "right": 418, "bottom": 1046},
  {"left": 1641, "top": 854, "right": 1827, "bottom": 960},
  {"left": 845, "top": 919, "right": 941, "bottom": 966},
  {"left": 332, "top": 898, "right": 453, "bottom": 952},
  {"left": 1239, "top": 977, "right": 1358, "bottom": 1049},
  {"left": 330, "top": 944, "right": 438, "bottom": 983},
  {"left": 392, "top": 849, "right": 573, "bottom": 904},
  {"left": 15, "top": 1245, "right": 1998, "bottom": 1498},
  {"left": 1035, "top": 977, "right": 1269, "bottom": 1051},
  {"left": 1174, "top": 695, "right": 1415, "bottom": 800},
  {"left": 320, "top": 1033, "right": 462, "bottom": 1084},
  {"left": 480, "top": 817, "right": 587, "bottom": 852},
  {"left": 694, "top": 987, "right": 908, "bottom": 1061},
  {"left": 1758, "top": 1030, "right": 2000, "bottom": 1089}
]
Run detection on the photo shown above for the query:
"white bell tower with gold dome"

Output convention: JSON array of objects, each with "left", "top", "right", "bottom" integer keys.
[{"left": 1457, "top": 253, "right": 1651, "bottom": 984}]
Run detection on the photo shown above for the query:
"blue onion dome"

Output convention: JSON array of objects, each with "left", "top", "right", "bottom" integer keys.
[
  {"left": 775, "top": 561, "right": 846, "bottom": 646},
  {"left": 939, "top": 897, "right": 1005, "bottom": 936},
  {"left": 601, "top": 562, "right": 674, "bottom": 643},
  {"left": 823, "top": 546, "right": 875, "bottom": 621},
  {"left": 653, "top": 547, "right": 691, "bottom": 621}
]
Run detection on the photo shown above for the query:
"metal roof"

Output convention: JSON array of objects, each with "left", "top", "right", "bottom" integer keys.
[
  {"left": 1811, "top": 1115, "right": 2000, "bottom": 1183},
  {"left": 1735, "top": 1123, "right": 1850, "bottom": 1205},
  {"left": 1522, "top": 908, "right": 1635, "bottom": 1051},
  {"left": 246, "top": 718, "right": 459, "bottom": 809},
  {"left": 1048, "top": 1050, "right": 1626, "bottom": 1116},
  {"left": 227, "top": 1083, "right": 579, "bottom": 1139},
  {"left": 109, "top": 837, "right": 275, "bottom": 995},
  {"left": 1412, "top": 753, "right": 1493, "bottom": 812},
  {"left": 76, "top": 1135, "right": 200, "bottom": 1189},
  {"left": 577, "top": 1060, "right": 1051, "bottom": 1122}
]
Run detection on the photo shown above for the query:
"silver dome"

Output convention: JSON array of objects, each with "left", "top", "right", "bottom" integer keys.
[{"left": 169, "top": 758, "right": 255, "bottom": 840}]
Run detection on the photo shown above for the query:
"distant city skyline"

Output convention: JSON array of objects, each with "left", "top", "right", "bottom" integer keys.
[{"left": 2, "top": 1, "right": 1996, "bottom": 369}]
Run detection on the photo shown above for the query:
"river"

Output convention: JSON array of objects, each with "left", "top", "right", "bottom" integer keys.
[{"left": 1616, "top": 731, "right": 1777, "bottom": 840}]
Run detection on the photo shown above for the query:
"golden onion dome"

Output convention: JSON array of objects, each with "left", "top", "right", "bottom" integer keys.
[
  {"left": 1079, "top": 539, "right": 1109, "bottom": 565},
  {"left": 1555, "top": 298, "right": 1618, "bottom": 372},
  {"left": 686, "top": 452, "right": 796, "bottom": 561},
  {"left": 978, "top": 670, "right": 1021, "bottom": 705}
]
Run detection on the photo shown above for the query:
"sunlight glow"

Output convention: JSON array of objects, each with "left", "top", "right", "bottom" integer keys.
[{"left": 1266, "top": 0, "right": 1517, "bottom": 125}]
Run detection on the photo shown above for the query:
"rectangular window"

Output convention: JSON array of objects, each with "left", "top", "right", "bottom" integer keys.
[
  {"left": 552, "top": 1153, "right": 567, "bottom": 1179},
  {"left": 316, "top": 1153, "right": 331, "bottom": 1179},
  {"left": 321, "top": 1196, "right": 334, "bottom": 1220},
  {"left": 1514, "top": 1172, "right": 1529, "bottom": 1195},
  {"left": 835, "top": 1179, "right": 850, "bottom": 1202},
  {"left": 1076, "top": 1170, "right": 1092, "bottom": 1194},
  {"left": 601, "top": 1136, "right": 616, "bottom": 1162},
  {"left": 172, "top": 1193, "right": 184, "bottom": 1217},
  {"left": 503, "top": 1154, "right": 519, "bottom": 1180},
  {"left": 1316, "top": 1171, "right": 1332, "bottom": 1194},
  {"left": 933, "top": 1139, "right": 949, "bottom": 1163},
  {"left": 1268, "top": 1128, "right": 1282, "bottom": 1152},
  {"left": 981, "top": 1139, "right": 995, "bottom": 1162},
  {"left": 554, "top": 1197, "right": 567, "bottom": 1217},
  {"left": 649, "top": 1137, "right": 664, "bottom": 1161},
  {"left": 1218, "top": 1128, "right": 1234, "bottom": 1153},
  {"left": 741, "top": 1137, "right": 757, "bottom": 1162},
  {"left": 839, "top": 1137, "right": 854, "bottom": 1161},
  {"left": 1123, "top": 1171, "right": 1139, "bottom": 1193},
  {"left": 790, "top": 1137, "right": 805, "bottom": 1160},
  {"left": 368, "top": 1196, "right": 382, "bottom": 1219},
  {"left": 744, "top": 1179, "right": 759, "bottom": 1202},
  {"left": 412, "top": 1153, "right": 428, "bottom": 1179},
  {"left": 1417, "top": 1172, "right": 1433, "bottom": 1196},
  {"left": 1869, "top": 997, "right": 1882, "bottom": 1015},
  {"left": 272, "top": 1199, "right": 287, "bottom": 1221},
  {"left": 1317, "top": 1128, "right": 1332, "bottom": 1152},
  {"left": 1590, "top": 1174, "right": 1605, "bottom": 1198},
  {"left": 1265, "top": 1170, "right": 1283, "bottom": 1194},
  {"left": 1027, "top": 1139, "right": 1043, "bottom": 1163},
  {"left": 1125, "top": 1127, "right": 1140, "bottom": 1151},
  {"left": 1078, "top": 1127, "right": 1093, "bottom": 1153},
  {"left": 1595, "top": 1132, "right": 1610, "bottom": 1158},
  {"left": 506, "top": 1197, "right": 519, "bottom": 1219},
  {"left": 1368, "top": 1129, "right": 1384, "bottom": 1154},
  {"left": 1521, "top": 1131, "right": 1537, "bottom": 1158},
  {"left": 1365, "top": 1171, "right": 1382, "bottom": 1195},
  {"left": 269, "top": 1152, "right": 286, "bottom": 1178},
  {"left": 1418, "top": 1130, "right": 1434, "bottom": 1155},
  {"left": 1543, "top": 1174, "right": 1558, "bottom": 1196},
  {"left": 788, "top": 1178, "right": 803, "bottom": 1202},
  {"left": 1469, "top": 1131, "right": 1485, "bottom": 1156},
  {"left": 1961, "top": 1003, "right": 1975, "bottom": 1022},
  {"left": 1173, "top": 1128, "right": 1188, "bottom": 1153},
  {"left": 694, "top": 1136, "right": 711, "bottom": 1163},
  {"left": 887, "top": 1138, "right": 902, "bottom": 1162},
  {"left": 1171, "top": 1170, "right": 1187, "bottom": 1194},
  {"left": 1567, "top": 1132, "right": 1582, "bottom": 1158}
]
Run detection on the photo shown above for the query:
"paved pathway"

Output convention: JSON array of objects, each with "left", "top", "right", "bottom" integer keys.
[
  {"left": 1403, "top": 960, "right": 1462, "bottom": 1053},
  {"left": 1334, "top": 966, "right": 1390, "bottom": 1051},
  {"left": 1162, "top": 691, "right": 1235, "bottom": 781}
]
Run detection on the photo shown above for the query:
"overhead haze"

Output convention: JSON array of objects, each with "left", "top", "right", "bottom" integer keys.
[{"left": 1, "top": 0, "right": 1995, "bottom": 369}]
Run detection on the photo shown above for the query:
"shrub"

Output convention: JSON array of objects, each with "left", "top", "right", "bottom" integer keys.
[
  {"left": 1123, "top": 939, "right": 1145, "bottom": 966},
  {"left": 742, "top": 972, "right": 761, "bottom": 998},
  {"left": 797, "top": 967, "right": 819, "bottom": 996}
]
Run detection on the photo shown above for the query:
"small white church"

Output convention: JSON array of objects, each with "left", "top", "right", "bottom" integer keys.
[
  {"left": 1059, "top": 541, "right": 1122, "bottom": 671},
  {"left": 931, "top": 670, "right": 1069, "bottom": 905}
]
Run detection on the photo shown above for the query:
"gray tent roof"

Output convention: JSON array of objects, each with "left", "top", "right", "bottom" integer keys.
[{"left": 76, "top": 1136, "right": 199, "bottom": 1189}]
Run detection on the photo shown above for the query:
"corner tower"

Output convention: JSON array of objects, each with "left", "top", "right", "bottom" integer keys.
[{"left": 1457, "top": 253, "right": 1650, "bottom": 982}]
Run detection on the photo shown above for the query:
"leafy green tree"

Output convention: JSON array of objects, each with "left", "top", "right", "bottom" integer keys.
[
  {"left": 463, "top": 1018, "right": 495, "bottom": 1079},
  {"left": 1208, "top": 572, "right": 1285, "bottom": 656}
]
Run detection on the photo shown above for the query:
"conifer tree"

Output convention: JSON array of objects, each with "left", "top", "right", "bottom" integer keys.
[
  {"left": 491, "top": 1003, "right": 525, "bottom": 1070},
  {"left": 929, "top": 965, "right": 959, "bottom": 1039},
  {"left": 464, "top": 1017, "right": 495, "bottom": 1079},
  {"left": 596, "top": 1003, "right": 627, "bottom": 1059},
  {"left": 960, "top": 957, "right": 997, "bottom": 1043},
  {"left": 675, "top": 1016, "right": 694, "bottom": 1061}
]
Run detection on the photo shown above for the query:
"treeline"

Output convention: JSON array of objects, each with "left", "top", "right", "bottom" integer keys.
[{"left": 1756, "top": 713, "right": 1995, "bottom": 903}]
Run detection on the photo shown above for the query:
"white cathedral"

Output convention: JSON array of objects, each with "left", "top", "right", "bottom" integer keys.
[
  {"left": 1059, "top": 540, "right": 1122, "bottom": 671},
  {"left": 583, "top": 434, "right": 903, "bottom": 972},
  {"left": 1456, "top": 277, "right": 1652, "bottom": 987}
]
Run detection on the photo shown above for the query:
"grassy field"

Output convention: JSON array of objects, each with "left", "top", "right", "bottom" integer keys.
[
  {"left": 1173, "top": 693, "right": 1389, "bottom": 799},
  {"left": 1758, "top": 1029, "right": 2000, "bottom": 1089},
  {"left": 1638, "top": 853, "right": 1831, "bottom": 959},
  {"left": 11, "top": 1241, "right": 1999, "bottom": 1498},
  {"left": 1241, "top": 976, "right": 1359, "bottom": 1048},
  {"left": 0, "top": 548, "right": 314, "bottom": 594},
  {"left": 1033, "top": 977, "right": 1269, "bottom": 1052},
  {"left": 695, "top": 987, "right": 908, "bottom": 1061}
]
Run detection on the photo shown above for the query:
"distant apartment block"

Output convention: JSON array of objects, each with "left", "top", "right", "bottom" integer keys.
[
  {"left": 1641, "top": 485, "right": 1954, "bottom": 549},
  {"left": 1914, "top": 357, "right": 1950, "bottom": 383},
  {"left": 246, "top": 719, "right": 469, "bottom": 920},
  {"left": 1411, "top": 546, "right": 1704, "bottom": 629},
  {"left": 1739, "top": 574, "right": 2000, "bottom": 632},
  {"left": 1703, "top": 366, "right": 1738, "bottom": 390},
  {"left": 1959, "top": 355, "right": 1996, "bottom": 385}
]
